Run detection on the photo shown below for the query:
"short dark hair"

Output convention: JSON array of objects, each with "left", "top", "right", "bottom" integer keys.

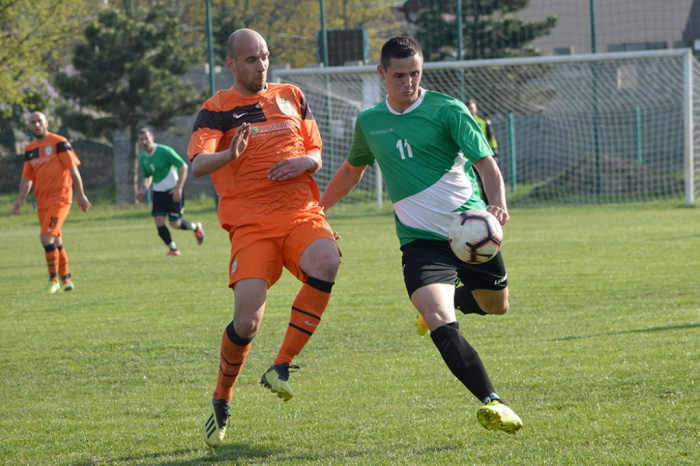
[
  {"left": 138, "top": 127, "right": 152, "bottom": 136},
  {"left": 380, "top": 36, "right": 423, "bottom": 69}
]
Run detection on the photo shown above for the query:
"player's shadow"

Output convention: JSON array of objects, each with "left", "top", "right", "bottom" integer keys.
[
  {"left": 73, "top": 443, "right": 281, "bottom": 466},
  {"left": 553, "top": 322, "right": 700, "bottom": 341}
]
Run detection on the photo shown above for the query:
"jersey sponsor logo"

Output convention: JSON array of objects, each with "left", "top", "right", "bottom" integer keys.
[
  {"left": 44, "top": 145, "right": 52, "bottom": 156},
  {"left": 369, "top": 128, "right": 394, "bottom": 135},
  {"left": 249, "top": 121, "right": 294, "bottom": 137},
  {"left": 494, "top": 274, "right": 507, "bottom": 286},
  {"left": 25, "top": 148, "right": 40, "bottom": 161},
  {"left": 276, "top": 97, "right": 295, "bottom": 116},
  {"left": 231, "top": 257, "right": 238, "bottom": 275}
]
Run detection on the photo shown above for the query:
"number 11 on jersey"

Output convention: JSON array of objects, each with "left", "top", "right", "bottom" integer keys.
[{"left": 396, "top": 139, "right": 413, "bottom": 160}]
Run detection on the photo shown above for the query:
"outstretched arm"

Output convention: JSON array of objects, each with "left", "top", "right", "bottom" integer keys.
[
  {"left": 136, "top": 176, "right": 153, "bottom": 202},
  {"left": 473, "top": 156, "right": 507, "bottom": 225},
  {"left": 172, "top": 164, "right": 188, "bottom": 202},
  {"left": 192, "top": 123, "right": 251, "bottom": 177},
  {"left": 13, "top": 177, "right": 33, "bottom": 214},
  {"left": 319, "top": 160, "right": 368, "bottom": 212},
  {"left": 68, "top": 166, "right": 91, "bottom": 212}
]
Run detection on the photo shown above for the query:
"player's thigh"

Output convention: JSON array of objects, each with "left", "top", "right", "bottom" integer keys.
[
  {"left": 457, "top": 251, "right": 508, "bottom": 314},
  {"left": 151, "top": 191, "right": 169, "bottom": 218},
  {"left": 38, "top": 204, "right": 71, "bottom": 237},
  {"left": 471, "top": 288, "right": 509, "bottom": 315},
  {"left": 166, "top": 191, "right": 184, "bottom": 222},
  {"left": 227, "top": 224, "right": 285, "bottom": 290},
  {"left": 283, "top": 215, "right": 339, "bottom": 282},
  {"left": 401, "top": 239, "right": 459, "bottom": 297}
]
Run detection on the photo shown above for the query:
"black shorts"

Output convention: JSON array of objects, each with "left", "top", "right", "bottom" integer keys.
[
  {"left": 151, "top": 190, "right": 184, "bottom": 221},
  {"left": 400, "top": 239, "right": 508, "bottom": 297}
]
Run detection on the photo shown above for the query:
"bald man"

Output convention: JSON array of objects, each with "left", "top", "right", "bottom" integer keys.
[
  {"left": 188, "top": 29, "right": 340, "bottom": 447},
  {"left": 14, "top": 112, "right": 91, "bottom": 293}
]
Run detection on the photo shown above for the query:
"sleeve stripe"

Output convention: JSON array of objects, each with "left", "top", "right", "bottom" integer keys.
[
  {"left": 300, "top": 95, "right": 314, "bottom": 121},
  {"left": 56, "top": 141, "right": 72, "bottom": 153},
  {"left": 192, "top": 105, "right": 267, "bottom": 133}
]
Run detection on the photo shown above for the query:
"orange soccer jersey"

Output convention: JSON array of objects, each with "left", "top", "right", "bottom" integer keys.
[
  {"left": 187, "top": 83, "right": 324, "bottom": 228},
  {"left": 22, "top": 133, "right": 81, "bottom": 208}
]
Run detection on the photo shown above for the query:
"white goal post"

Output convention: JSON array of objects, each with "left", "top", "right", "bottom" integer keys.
[{"left": 273, "top": 49, "right": 699, "bottom": 207}]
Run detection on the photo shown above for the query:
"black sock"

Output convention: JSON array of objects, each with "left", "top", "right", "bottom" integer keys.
[
  {"left": 430, "top": 322, "right": 495, "bottom": 401},
  {"left": 454, "top": 286, "right": 487, "bottom": 315},
  {"left": 179, "top": 220, "right": 195, "bottom": 231},
  {"left": 157, "top": 225, "right": 173, "bottom": 246}
]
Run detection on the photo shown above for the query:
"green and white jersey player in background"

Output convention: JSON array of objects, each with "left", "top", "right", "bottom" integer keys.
[
  {"left": 136, "top": 128, "right": 205, "bottom": 257},
  {"left": 320, "top": 36, "right": 523, "bottom": 434}
]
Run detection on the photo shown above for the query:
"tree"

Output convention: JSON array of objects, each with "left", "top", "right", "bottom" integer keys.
[
  {"left": 415, "top": 0, "right": 556, "bottom": 61},
  {"left": 0, "top": 0, "right": 94, "bottom": 121},
  {"left": 413, "top": 0, "right": 558, "bottom": 115},
  {"left": 56, "top": 5, "right": 205, "bottom": 204},
  {"left": 181, "top": 0, "right": 402, "bottom": 68}
]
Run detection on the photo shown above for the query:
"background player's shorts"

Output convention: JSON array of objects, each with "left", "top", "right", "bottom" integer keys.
[
  {"left": 152, "top": 190, "right": 184, "bottom": 222},
  {"left": 37, "top": 204, "right": 71, "bottom": 237},
  {"left": 401, "top": 239, "right": 507, "bottom": 298},
  {"left": 226, "top": 211, "right": 338, "bottom": 289}
]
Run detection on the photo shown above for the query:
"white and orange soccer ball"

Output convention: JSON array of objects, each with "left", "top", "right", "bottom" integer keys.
[{"left": 448, "top": 210, "right": 503, "bottom": 264}]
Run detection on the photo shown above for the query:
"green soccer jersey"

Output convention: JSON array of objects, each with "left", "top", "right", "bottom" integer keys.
[
  {"left": 139, "top": 144, "right": 185, "bottom": 192},
  {"left": 347, "top": 89, "right": 492, "bottom": 245}
]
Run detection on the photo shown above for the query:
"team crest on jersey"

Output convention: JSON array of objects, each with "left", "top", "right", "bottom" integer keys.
[
  {"left": 277, "top": 97, "right": 295, "bottom": 116},
  {"left": 231, "top": 257, "right": 238, "bottom": 275},
  {"left": 44, "top": 146, "right": 52, "bottom": 156}
]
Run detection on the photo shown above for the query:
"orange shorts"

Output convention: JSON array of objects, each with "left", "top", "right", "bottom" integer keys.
[
  {"left": 227, "top": 211, "right": 338, "bottom": 289},
  {"left": 37, "top": 204, "right": 72, "bottom": 237}
]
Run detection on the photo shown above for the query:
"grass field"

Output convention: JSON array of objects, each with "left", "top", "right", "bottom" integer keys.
[{"left": 1, "top": 194, "right": 699, "bottom": 465}]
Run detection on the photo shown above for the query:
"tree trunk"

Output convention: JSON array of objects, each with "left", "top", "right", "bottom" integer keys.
[
  {"left": 126, "top": 124, "right": 139, "bottom": 204},
  {"left": 113, "top": 126, "right": 139, "bottom": 204}
]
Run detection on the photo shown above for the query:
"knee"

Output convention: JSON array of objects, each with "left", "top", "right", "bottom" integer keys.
[
  {"left": 169, "top": 221, "right": 180, "bottom": 228},
  {"left": 315, "top": 253, "right": 340, "bottom": 281},
  {"left": 233, "top": 318, "right": 261, "bottom": 339}
]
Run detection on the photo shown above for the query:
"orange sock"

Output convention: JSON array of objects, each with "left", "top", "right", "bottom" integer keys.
[
  {"left": 44, "top": 244, "right": 59, "bottom": 280},
  {"left": 57, "top": 246, "right": 70, "bottom": 279},
  {"left": 274, "top": 277, "right": 334, "bottom": 366},
  {"left": 213, "top": 323, "right": 253, "bottom": 402}
]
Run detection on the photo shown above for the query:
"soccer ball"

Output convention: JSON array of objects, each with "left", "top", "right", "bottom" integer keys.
[{"left": 448, "top": 210, "right": 503, "bottom": 264}]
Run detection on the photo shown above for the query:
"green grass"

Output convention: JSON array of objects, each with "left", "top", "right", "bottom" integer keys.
[{"left": 1, "top": 194, "right": 699, "bottom": 465}]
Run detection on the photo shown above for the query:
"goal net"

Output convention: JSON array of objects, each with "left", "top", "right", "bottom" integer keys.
[{"left": 273, "top": 49, "right": 699, "bottom": 207}]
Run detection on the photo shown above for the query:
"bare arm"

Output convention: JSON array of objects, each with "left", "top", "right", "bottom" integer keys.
[
  {"left": 172, "top": 163, "right": 188, "bottom": 202},
  {"left": 136, "top": 176, "right": 153, "bottom": 202},
  {"left": 68, "top": 166, "right": 91, "bottom": 212},
  {"left": 13, "top": 177, "right": 33, "bottom": 214},
  {"left": 318, "top": 160, "right": 368, "bottom": 212},
  {"left": 473, "top": 156, "right": 508, "bottom": 225},
  {"left": 192, "top": 123, "right": 250, "bottom": 177}
]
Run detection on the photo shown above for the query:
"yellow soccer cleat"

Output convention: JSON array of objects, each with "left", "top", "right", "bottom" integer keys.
[
  {"left": 416, "top": 315, "right": 429, "bottom": 336},
  {"left": 203, "top": 398, "right": 230, "bottom": 447},
  {"left": 477, "top": 399, "right": 523, "bottom": 434},
  {"left": 260, "top": 363, "right": 299, "bottom": 401},
  {"left": 45, "top": 281, "right": 60, "bottom": 294},
  {"left": 61, "top": 282, "right": 75, "bottom": 292}
]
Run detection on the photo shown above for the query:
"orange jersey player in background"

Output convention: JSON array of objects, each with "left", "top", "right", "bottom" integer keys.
[
  {"left": 187, "top": 28, "right": 340, "bottom": 448},
  {"left": 13, "top": 112, "right": 91, "bottom": 293}
]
